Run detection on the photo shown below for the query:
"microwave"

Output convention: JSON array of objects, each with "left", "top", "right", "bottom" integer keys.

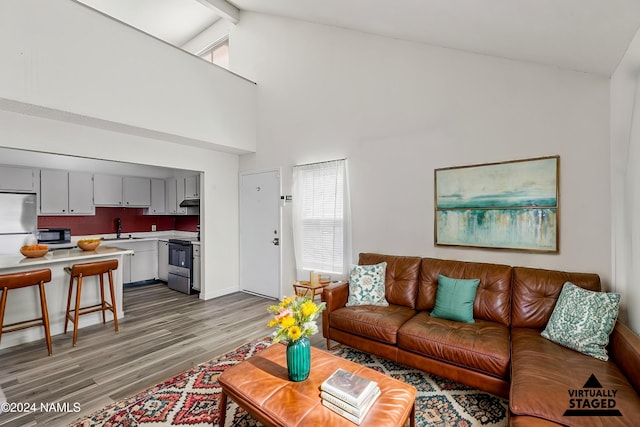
[{"left": 37, "top": 228, "right": 71, "bottom": 244}]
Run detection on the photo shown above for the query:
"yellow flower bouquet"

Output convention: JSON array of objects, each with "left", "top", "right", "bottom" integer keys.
[{"left": 267, "top": 295, "right": 326, "bottom": 343}]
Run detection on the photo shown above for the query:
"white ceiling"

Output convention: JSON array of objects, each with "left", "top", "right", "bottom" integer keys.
[{"left": 77, "top": 0, "right": 640, "bottom": 76}]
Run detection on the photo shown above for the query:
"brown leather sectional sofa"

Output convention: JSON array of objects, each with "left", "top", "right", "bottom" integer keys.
[{"left": 322, "top": 253, "right": 640, "bottom": 426}]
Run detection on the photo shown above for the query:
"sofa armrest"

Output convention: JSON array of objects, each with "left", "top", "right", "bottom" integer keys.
[
  {"left": 609, "top": 321, "right": 640, "bottom": 393},
  {"left": 322, "top": 282, "right": 349, "bottom": 311},
  {"left": 321, "top": 282, "right": 349, "bottom": 339}
]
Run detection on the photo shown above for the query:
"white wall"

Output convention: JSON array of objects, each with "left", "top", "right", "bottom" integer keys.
[
  {"left": 611, "top": 27, "right": 640, "bottom": 334},
  {"left": 0, "top": 0, "right": 256, "bottom": 154},
  {"left": 232, "top": 13, "right": 613, "bottom": 308},
  {"left": 0, "top": 109, "right": 240, "bottom": 300}
]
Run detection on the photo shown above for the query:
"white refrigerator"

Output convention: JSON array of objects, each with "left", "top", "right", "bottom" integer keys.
[{"left": 0, "top": 193, "right": 38, "bottom": 255}]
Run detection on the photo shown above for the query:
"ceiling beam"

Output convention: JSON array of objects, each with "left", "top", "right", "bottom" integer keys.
[{"left": 195, "top": 0, "right": 239, "bottom": 24}]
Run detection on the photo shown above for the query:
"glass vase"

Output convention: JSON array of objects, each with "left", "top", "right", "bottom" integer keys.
[{"left": 286, "top": 337, "right": 311, "bottom": 381}]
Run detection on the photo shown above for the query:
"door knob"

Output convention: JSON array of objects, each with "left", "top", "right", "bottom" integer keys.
[{"left": 272, "top": 237, "right": 280, "bottom": 246}]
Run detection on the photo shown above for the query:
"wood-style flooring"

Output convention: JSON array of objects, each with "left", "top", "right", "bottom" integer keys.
[{"left": 0, "top": 283, "right": 325, "bottom": 426}]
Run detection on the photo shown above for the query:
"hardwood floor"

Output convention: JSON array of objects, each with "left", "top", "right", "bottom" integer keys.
[{"left": 0, "top": 283, "right": 325, "bottom": 426}]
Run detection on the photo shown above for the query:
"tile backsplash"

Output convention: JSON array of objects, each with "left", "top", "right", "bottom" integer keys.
[{"left": 38, "top": 207, "right": 199, "bottom": 236}]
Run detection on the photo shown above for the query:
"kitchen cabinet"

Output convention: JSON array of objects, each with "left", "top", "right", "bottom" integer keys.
[
  {"left": 116, "top": 240, "right": 158, "bottom": 283},
  {"left": 93, "top": 174, "right": 123, "bottom": 206},
  {"left": 69, "top": 171, "right": 95, "bottom": 214},
  {"left": 122, "top": 254, "right": 132, "bottom": 284},
  {"left": 40, "top": 170, "right": 94, "bottom": 215},
  {"left": 158, "top": 240, "right": 168, "bottom": 281},
  {"left": 166, "top": 178, "right": 178, "bottom": 214},
  {"left": 192, "top": 243, "right": 200, "bottom": 291},
  {"left": 184, "top": 175, "right": 199, "bottom": 199},
  {"left": 147, "top": 178, "right": 166, "bottom": 214},
  {"left": 130, "top": 244, "right": 157, "bottom": 282},
  {"left": 176, "top": 178, "right": 187, "bottom": 214},
  {"left": 0, "top": 165, "right": 36, "bottom": 193},
  {"left": 165, "top": 177, "right": 188, "bottom": 215},
  {"left": 39, "top": 169, "right": 67, "bottom": 214},
  {"left": 123, "top": 176, "right": 151, "bottom": 207}
]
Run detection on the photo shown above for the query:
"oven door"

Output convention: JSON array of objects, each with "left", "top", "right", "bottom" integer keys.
[{"left": 169, "top": 243, "right": 192, "bottom": 270}]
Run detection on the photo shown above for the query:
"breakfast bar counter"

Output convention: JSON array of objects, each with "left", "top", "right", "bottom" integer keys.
[{"left": 0, "top": 246, "right": 133, "bottom": 352}]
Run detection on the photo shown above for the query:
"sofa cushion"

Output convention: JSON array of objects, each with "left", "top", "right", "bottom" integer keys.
[
  {"left": 359, "top": 253, "right": 421, "bottom": 309},
  {"left": 541, "top": 282, "right": 620, "bottom": 361},
  {"left": 430, "top": 275, "right": 480, "bottom": 323},
  {"left": 417, "top": 258, "right": 512, "bottom": 326},
  {"left": 397, "top": 311, "right": 510, "bottom": 379},
  {"left": 346, "top": 262, "right": 389, "bottom": 307},
  {"left": 510, "top": 328, "right": 640, "bottom": 426},
  {"left": 511, "top": 267, "right": 601, "bottom": 329},
  {"left": 329, "top": 305, "right": 417, "bottom": 345}
]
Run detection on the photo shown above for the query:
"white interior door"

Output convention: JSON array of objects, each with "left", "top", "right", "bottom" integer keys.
[{"left": 240, "top": 170, "right": 281, "bottom": 299}]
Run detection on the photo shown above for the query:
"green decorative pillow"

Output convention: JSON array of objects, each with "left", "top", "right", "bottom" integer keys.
[
  {"left": 430, "top": 274, "right": 480, "bottom": 323},
  {"left": 541, "top": 282, "right": 620, "bottom": 361},
  {"left": 346, "top": 262, "right": 389, "bottom": 307}
]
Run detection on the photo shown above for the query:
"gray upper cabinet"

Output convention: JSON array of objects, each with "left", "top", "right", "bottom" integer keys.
[
  {"left": 0, "top": 165, "right": 36, "bottom": 193},
  {"left": 68, "top": 171, "right": 95, "bottom": 214},
  {"left": 184, "top": 175, "right": 199, "bottom": 199},
  {"left": 166, "top": 177, "right": 178, "bottom": 214},
  {"left": 147, "top": 178, "right": 166, "bottom": 214},
  {"left": 40, "top": 169, "right": 68, "bottom": 214},
  {"left": 40, "top": 170, "right": 94, "bottom": 215},
  {"left": 123, "top": 176, "right": 151, "bottom": 207},
  {"left": 94, "top": 174, "right": 123, "bottom": 206}
]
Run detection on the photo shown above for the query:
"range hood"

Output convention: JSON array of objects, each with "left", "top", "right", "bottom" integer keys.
[{"left": 179, "top": 198, "right": 199, "bottom": 208}]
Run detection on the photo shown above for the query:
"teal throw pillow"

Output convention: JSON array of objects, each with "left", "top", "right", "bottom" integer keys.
[
  {"left": 541, "top": 282, "right": 620, "bottom": 361},
  {"left": 430, "top": 274, "right": 480, "bottom": 323},
  {"left": 346, "top": 262, "right": 389, "bottom": 307}
]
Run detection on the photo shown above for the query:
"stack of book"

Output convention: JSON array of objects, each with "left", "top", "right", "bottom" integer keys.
[{"left": 320, "top": 368, "right": 381, "bottom": 425}]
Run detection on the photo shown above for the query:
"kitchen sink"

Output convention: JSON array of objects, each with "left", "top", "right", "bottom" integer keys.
[{"left": 101, "top": 236, "right": 144, "bottom": 241}]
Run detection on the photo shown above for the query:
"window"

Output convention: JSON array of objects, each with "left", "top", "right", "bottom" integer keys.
[
  {"left": 292, "top": 159, "right": 350, "bottom": 277},
  {"left": 199, "top": 38, "right": 229, "bottom": 69}
]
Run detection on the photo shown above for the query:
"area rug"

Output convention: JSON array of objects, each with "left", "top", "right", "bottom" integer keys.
[{"left": 71, "top": 338, "right": 508, "bottom": 426}]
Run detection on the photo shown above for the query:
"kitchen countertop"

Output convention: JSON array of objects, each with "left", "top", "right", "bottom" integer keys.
[
  {"left": 0, "top": 245, "right": 133, "bottom": 271},
  {"left": 74, "top": 231, "right": 198, "bottom": 244}
]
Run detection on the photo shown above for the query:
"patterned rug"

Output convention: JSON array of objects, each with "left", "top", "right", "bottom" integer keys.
[{"left": 71, "top": 338, "right": 508, "bottom": 426}]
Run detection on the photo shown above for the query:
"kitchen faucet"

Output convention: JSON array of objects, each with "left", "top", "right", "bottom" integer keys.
[{"left": 116, "top": 218, "right": 122, "bottom": 239}]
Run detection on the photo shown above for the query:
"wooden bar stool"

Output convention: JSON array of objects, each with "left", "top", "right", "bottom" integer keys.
[
  {"left": 64, "top": 259, "right": 119, "bottom": 346},
  {"left": 0, "top": 269, "right": 53, "bottom": 355}
]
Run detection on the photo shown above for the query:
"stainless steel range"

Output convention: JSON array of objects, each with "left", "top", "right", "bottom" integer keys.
[{"left": 168, "top": 239, "right": 195, "bottom": 294}]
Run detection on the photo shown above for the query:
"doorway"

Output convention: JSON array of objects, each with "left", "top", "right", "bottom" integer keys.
[{"left": 239, "top": 170, "right": 281, "bottom": 299}]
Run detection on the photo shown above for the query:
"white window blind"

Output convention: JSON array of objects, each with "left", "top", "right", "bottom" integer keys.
[{"left": 292, "top": 159, "right": 349, "bottom": 276}]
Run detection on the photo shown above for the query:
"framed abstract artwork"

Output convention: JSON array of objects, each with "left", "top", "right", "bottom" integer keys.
[{"left": 434, "top": 156, "right": 559, "bottom": 252}]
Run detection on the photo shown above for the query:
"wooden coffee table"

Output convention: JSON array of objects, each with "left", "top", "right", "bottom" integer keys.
[{"left": 219, "top": 343, "right": 416, "bottom": 426}]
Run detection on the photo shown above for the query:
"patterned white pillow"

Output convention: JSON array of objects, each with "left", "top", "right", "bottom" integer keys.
[
  {"left": 541, "top": 282, "right": 620, "bottom": 361},
  {"left": 346, "top": 262, "right": 389, "bottom": 307}
]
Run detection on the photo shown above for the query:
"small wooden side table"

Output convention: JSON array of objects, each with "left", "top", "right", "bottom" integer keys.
[
  {"left": 294, "top": 280, "right": 347, "bottom": 301},
  {"left": 293, "top": 280, "right": 329, "bottom": 301}
]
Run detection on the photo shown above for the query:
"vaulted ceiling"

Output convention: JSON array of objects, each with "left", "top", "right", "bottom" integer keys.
[{"left": 77, "top": 0, "right": 640, "bottom": 76}]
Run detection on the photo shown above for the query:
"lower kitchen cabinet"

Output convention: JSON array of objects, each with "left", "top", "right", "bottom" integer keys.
[
  {"left": 192, "top": 244, "right": 200, "bottom": 291},
  {"left": 116, "top": 240, "right": 158, "bottom": 283},
  {"left": 158, "top": 240, "right": 168, "bottom": 281}
]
